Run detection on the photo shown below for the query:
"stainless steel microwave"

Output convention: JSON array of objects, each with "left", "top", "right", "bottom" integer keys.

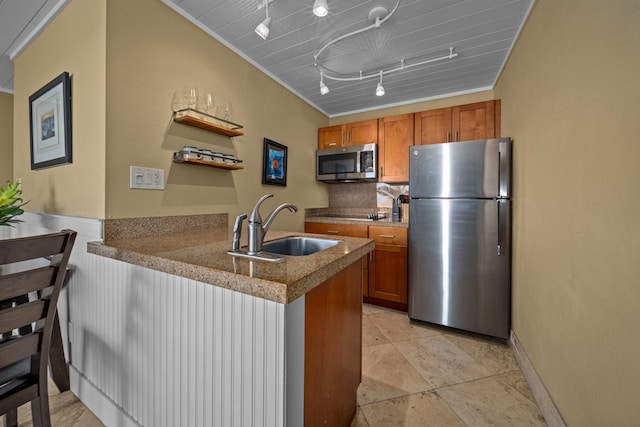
[{"left": 316, "top": 143, "right": 377, "bottom": 182}]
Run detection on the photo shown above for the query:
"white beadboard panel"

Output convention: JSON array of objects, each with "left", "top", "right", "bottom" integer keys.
[{"left": 73, "top": 253, "right": 287, "bottom": 427}]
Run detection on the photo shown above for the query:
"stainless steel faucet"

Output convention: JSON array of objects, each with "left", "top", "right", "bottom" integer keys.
[{"left": 247, "top": 194, "right": 298, "bottom": 254}]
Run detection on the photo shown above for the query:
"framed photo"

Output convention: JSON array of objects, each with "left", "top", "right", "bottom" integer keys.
[
  {"left": 262, "top": 138, "right": 287, "bottom": 186},
  {"left": 29, "top": 72, "right": 72, "bottom": 170}
]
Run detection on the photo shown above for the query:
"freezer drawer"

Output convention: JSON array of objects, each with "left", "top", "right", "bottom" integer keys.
[{"left": 408, "top": 199, "right": 511, "bottom": 339}]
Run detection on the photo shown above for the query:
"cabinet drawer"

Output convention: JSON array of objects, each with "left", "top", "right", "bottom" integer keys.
[
  {"left": 305, "top": 222, "right": 369, "bottom": 238},
  {"left": 368, "top": 226, "right": 407, "bottom": 246}
]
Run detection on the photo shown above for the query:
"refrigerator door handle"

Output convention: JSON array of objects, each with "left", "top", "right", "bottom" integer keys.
[
  {"left": 497, "top": 200, "right": 506, "bottom": 256},
  {"left": 498, "top": 139, "right": 511, "bottom": 198}
]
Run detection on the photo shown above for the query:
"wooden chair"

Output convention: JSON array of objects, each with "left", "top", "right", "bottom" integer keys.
[{"left": 0, "top": 230, "right": 77, "bottom": 427}]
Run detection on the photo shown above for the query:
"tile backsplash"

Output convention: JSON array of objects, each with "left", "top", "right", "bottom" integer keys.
[{"left": 327, "top": 182, "right": 409, "bottom": 209}]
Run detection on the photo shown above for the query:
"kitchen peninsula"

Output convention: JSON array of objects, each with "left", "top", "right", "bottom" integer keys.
[{"left": 83, "top": 213, "right": 373, "bottom": 427}]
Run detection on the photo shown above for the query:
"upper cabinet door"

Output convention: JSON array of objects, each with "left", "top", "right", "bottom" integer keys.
[
  {"left": 378, "top": 114, "right": 414, "bottom": 183},
  {"left": 346, "top": 119, "right": 378, "bottom": 146},
  {"left": 451, "top": 101, "right": 497, "bottom": 142},
  {"left": 415, "top": 100, "right": 501, "bottom": 145},
  {"left": 414, "top": 108, "right": 452, "bottom": 145},
  {"left": 318, "top": 124, "right": 345, "bottom": 149}
]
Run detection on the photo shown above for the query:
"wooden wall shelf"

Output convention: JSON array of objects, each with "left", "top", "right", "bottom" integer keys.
[
  {"left": 173, "top": 153, "right": 244, "bottom": 170},
  {"left": 173, "top": 109, "right": 244, "bottom": 137}
]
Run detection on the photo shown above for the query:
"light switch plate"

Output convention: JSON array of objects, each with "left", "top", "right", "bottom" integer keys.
[{"left": 130, "top": 166, "right": 164, "bottom": 190}]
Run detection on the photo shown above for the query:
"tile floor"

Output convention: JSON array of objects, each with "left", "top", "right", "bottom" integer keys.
[
  {"left": 14, "top": 304, "right": 546, "bottom": 426},
  {"left": 15, "top": 379, "right": 103, "bottom": 427},
  {"left": 352, "top": 304, "right": 547, "bottom": 426}
]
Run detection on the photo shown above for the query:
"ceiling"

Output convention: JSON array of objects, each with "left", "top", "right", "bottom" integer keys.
[
  {"left": 0, "top": 0, "right": 69, "bottom": 93},
  {"left": 0, "top": 0, "right": 535, "bottom": 117}
]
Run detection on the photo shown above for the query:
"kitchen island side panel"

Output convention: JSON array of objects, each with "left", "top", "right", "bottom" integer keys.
[{"left": 72, "top": 254, "right": 286, "bottom": 427}]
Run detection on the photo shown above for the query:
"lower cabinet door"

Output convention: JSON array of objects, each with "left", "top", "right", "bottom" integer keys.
[{"left": 369, "top": 243, "right": 408, "bottom": 304}]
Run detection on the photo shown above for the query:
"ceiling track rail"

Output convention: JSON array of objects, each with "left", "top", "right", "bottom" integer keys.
[{"left": 313, "top": 0, "right": 458, "bottom": 93}]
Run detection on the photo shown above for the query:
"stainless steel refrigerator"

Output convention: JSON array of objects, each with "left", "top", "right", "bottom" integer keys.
[{"left": 408, "top": 138, "right": 512, "bottom": 339}]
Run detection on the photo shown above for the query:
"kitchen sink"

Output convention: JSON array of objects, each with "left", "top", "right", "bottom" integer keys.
[{"left": 261, "top": 237, "right": 341, "bottom": 256}]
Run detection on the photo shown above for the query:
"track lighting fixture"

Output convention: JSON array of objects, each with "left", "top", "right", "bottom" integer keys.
[
  {"left": 376, "top": 71, "right": 385, "bottom": 97},
  {"left": 255, "top": 0, "right": 272, "bottom": 40},
  {"left": 313, "top": 0, "right": 328, "bottom": 17},
  {"left": 320, "top": 71, "right": 329, "bottom": 95},
  {"left": 313, "top": 0, "right": 458, "bottom": 97}
]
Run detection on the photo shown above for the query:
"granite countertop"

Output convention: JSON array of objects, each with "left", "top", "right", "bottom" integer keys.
[{"left": 87, "top": 214, "right": 374, "bottom": 305}]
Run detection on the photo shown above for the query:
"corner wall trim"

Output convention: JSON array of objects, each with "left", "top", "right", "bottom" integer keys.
[{"left": 509, "top": 331, "right": 567, "bottom": 427}]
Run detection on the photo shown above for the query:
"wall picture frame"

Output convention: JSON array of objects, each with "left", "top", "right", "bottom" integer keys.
[
  {"left": 29, "top": 72, "right": 72, "bottom": 170},
  {"left": 262, "top": 138, "right": 287, "bottom": 186}
]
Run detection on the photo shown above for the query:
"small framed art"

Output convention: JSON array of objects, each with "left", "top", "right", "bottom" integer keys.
[
  {"left": 262, "top": 138, "right": 287, "bottom": 186},
  {"left": 29, "top": 72, "right": 72, "bottom": 170}
]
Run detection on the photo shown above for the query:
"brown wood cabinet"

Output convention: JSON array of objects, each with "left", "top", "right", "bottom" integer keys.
[
  {"left": 346, "top": 119, "right": 378, "bottom": 146},
  {"left": 305, "top": 222, "right": 369, "bottom": 296},
  {"left": 305, "top": 260, "right": 362, "bottom": 427},
  {"left": 304, "top": 222, "right": 368, "bottom": 238},
  {"left": 317, "top": 119, "right": 378, "bottom": 149},
  {"left": 318, "top": 124, "right": 344, "bottom": 149},
  {"left": 368, "top": 226, "right": 408, "bottom": 310},
  {"left": 305, "top": 221, "right": 408, "bottom": 311},
  {"left": 378, "top": 113, "right": 414, "bottom": 183},
  {"left": 415, "top": 100, "right": 501, "bottom": 145}
]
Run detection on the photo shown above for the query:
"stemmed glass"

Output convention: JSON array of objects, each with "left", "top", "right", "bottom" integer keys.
[
  {"left": 185, "top": 87, "right": 198, "bottom": 109},
  {"left": 196, "top": 92, "right": 214, "bottom": 115},
  {"left": 222, "top": 100, "right": 233, "bottom": 122}
]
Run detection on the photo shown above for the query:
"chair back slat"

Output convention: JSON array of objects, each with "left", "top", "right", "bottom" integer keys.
[
  {"left": 0, "top": 300, "right": 47, "bottom": 337},
  {"left": 0, "top": 267, "right": 56, "bottom": 302},
  {"left": 0, "top": 233, "right": 70, "bottom": 265},
  {"left": 0, "top": 334, "right": 39, "bottom": 369}
]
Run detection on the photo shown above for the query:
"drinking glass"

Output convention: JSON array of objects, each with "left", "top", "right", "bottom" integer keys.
[
  {"left": 196, "top": 92, "right": 214, "bottom": 114},
  {"left": 171, "top": 90, "right": 187, "bottom": 112},
  {"left": 222, "top": 100, "right": 233, "bottom": 122},
  {"left": 185, "top": 87, "right": 198, "bottom": 109}
]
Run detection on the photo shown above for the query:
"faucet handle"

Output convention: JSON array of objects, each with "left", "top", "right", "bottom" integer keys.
[
  {"left": 232, "top": 213, "right": 247, "bottom": 251},
  {"left": 249, "top": 194, "right": 273, "bottom": 223}
]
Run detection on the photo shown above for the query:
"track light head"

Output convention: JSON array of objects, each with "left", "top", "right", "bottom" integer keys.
[
  {"left": 320, "top": 71, "right": 330, "bottom": 95},
  {"left": 320, "top": 81, "right": 329, "bottom": 95},
  {"left": 313, "top": 0, "right": 328, "bottom": 17},
  {"left": 376, "top": 71, "right": 385, "bottom": 96},
  {"left": 255, "top": 16, "right": 271, "bottom": 39}
]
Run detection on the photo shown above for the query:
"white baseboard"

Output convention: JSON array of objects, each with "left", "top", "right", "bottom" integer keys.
[
  {"left": 509, "top": 331, "right": 567, "bottom": 427},
  {"left": 69, "top": 365, "right": 140, "bottom": 427}
]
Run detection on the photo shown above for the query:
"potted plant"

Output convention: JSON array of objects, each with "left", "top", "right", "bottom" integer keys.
[{"left": 0, "top": 180, "right": 29, "bottom": 226}]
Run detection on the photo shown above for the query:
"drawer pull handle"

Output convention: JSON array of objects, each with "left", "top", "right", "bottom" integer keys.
[
  {"left": 326, "top": 230, "right": 340, "bottom": 234},
  {"left": 379, "top": 234, "right": 395, "bottom": 238}
]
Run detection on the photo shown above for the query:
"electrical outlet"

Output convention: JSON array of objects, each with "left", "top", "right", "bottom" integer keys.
[{"left": 130, "top": 166, "right": 165, "bottom": 190}]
